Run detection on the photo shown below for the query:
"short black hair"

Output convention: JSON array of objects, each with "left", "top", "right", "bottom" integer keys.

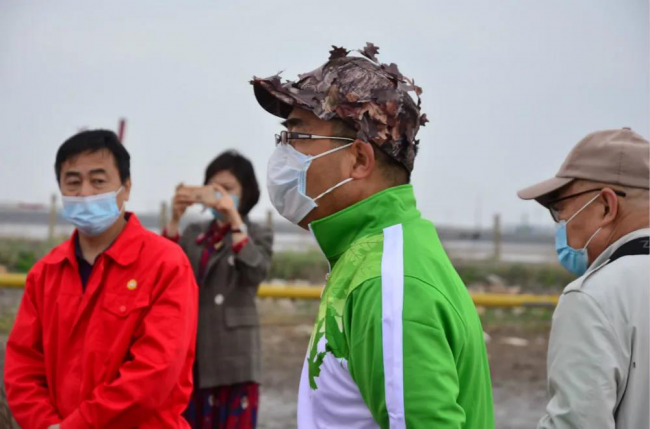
[
  {"left": 331, "top": 119, "right": 410, "bottom": 185},
  {"left": 55, "top": 130, "right": 130, "bottom": 184},
  {"left": 204, "top": 150, "right": 260, "bottom": 217}
]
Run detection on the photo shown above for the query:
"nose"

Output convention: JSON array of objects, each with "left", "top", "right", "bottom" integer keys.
[{"left": 78, "top": 180, "right": 95, "bottom": 197}]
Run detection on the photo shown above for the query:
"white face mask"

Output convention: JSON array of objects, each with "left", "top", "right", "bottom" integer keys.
[{"left": 267, "top": 142, "right": 354, "bottom": 224}]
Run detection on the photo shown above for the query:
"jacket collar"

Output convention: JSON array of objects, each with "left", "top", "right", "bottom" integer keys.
[
  {"left": 44, "top": 213, "right": 145, "bottom": 267},
  {"left": 587, "top": 227, "right": 650, "bottom": 274},
  {"left": 309, "top": 184, "right": 420, "bottom": 266}
]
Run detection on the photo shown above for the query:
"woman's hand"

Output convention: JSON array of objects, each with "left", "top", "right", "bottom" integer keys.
[
  {"left": 209, "top": 183, "right": 242, "bottom": 227},
  {"left": 166, "top": 184, "right": 194, "bottom": 237},
  {"left": 172, "top": 184, "right": 194, "bottom": 222}
]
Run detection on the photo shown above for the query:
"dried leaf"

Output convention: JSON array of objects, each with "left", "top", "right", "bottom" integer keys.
[
  {"left": 359, "top": 113, "right": 379, "bottom": 141},
  {"left": 358, "top": 42, "right": 380, "bottom": 62},
  {"left": 364, "top": 102, "right": 388, "bottom": 124},
  {"left": 385, "top": 100, "right": 398, "bottom": 116},
  {"left": 329, "top": 45, "right": 350, "bottom": 60},
  {"left": 374, "top": 88, "right": 399, "bottom": 103},
  {"left": 324, "top": 85, "right": 341, "bottom": 112},
  {"left": 292, "top": 89, "right": 319, "bottom": 107},
  {"left": 345, "top": 91, "right": 361, "bottom": 102},
  {"left": 298, "top": 65, "right": 325, "bottom": 82},
  {"left": 383, "top": 63, "right": 403, "bottom": 80}
]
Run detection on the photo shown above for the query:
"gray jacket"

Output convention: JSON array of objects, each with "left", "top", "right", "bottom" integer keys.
[
  {"left": 538, "top": 228, "right": 649, "bottom": 429},
  {"left": 178, "top": 219, "right": 273, "bottom": 388}
]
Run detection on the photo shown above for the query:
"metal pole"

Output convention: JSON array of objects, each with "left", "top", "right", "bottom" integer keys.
[
  {"left": 493, "top": 213, "right": 502, "bottom": 262},
  {"left": 160, "top": 201, "right": 168, "bottom": 232},
  {"left": 118, "top": 118, "right": 126, "bottom": 143},
  {"left": 48, "top": 193, "right": 57, "bottom": 242},
  {"left": 266, "top": 209, "right": 273, "bottom": 231},
  {"left": 0, "top": 274, "right": 561, "bottom": 307}
]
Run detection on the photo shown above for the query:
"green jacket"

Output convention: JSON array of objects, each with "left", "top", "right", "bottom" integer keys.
[{"left": 297, "top": 185, "right": 494, "bottom": 429}]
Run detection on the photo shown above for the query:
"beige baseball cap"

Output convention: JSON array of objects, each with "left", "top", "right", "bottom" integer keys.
[{"left": 518, "top": 128, "right": 650, "bottom": 204}]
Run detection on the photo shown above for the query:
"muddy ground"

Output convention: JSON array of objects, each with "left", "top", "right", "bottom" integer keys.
[{"left": 0, "top": 291, "right": 550, "bottom": 429}]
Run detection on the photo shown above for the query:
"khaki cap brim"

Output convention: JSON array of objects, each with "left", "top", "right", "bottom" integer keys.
[{"left": 517, "top": 176, "right": 574, "bottom": 203}]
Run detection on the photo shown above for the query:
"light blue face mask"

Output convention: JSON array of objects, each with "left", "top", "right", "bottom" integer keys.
[
  {"left": 266, "top": 142, "right": 354, "bottom": 224},
  {"left": 555, "top": 193, "right": 602, "bottom": 276},
  {"left": 61, "top": 187, "right": 124, "bottom": 237},
  {"left": 210, "top": 192, "right": 240, "bottom": 222}
]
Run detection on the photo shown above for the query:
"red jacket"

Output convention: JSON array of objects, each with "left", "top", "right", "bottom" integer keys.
[{"left": 4, "top": 214, "right": 198, "bottom": 428}]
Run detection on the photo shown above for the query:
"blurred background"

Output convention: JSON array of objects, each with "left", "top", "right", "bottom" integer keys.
[{"left": 0, "top": 1, "right": 648, "bottom": 428}]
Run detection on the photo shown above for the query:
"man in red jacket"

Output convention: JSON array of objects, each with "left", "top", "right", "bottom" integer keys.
[{"left": 4, "top": 130, "right": 198, "bottom": 428}]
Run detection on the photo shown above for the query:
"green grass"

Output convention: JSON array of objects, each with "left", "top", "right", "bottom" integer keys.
[
  {"left": 0, "top": 238, "right": 64, "bottom": 273},
  {"left": 479, "top": 307, "right": 553, "bottom": 333},
  {"left": 454, "top": 261, "right": 575, "bottom": 293},
  {"left": 269, "top": 250, "right": 329, "bottom": 284}
]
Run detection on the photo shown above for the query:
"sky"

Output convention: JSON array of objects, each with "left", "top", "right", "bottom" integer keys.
[{"left": 1, "top": 0, "right": 648, "bottom": 228}]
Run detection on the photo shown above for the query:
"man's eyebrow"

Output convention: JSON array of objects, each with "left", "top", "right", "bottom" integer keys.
[
  {"left": 89, "top": 168, "right": 108, "bottom": 175},
  {"left": 64, "top": 171, "right": 81, "bottom": 179},
  {"left": 281, "top": 118, "right": 303, "bottom": 129}
]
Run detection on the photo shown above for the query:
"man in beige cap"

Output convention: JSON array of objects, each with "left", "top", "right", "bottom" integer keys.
[{"left": 518, "top": 128, "right": 649, "bottom": 429}]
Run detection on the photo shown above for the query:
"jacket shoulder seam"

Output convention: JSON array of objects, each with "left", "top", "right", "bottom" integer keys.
[{"left": 562, "top": 289, "right": 623, "bottom": 348}]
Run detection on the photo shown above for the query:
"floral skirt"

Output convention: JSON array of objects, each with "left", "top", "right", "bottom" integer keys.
[{"left": 184, "top": 382, "right": 259, "bottom": 429}]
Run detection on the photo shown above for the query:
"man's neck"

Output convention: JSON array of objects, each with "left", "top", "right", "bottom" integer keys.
[
  {"left": 78, "top": 215, "right": 127, "bottom": 264},
  {"left": 601, "top": 213, "right": 650, "bottom": 254}
]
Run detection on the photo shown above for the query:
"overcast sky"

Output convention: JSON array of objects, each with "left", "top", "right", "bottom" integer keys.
[{"left": 1, "top": 0, "right": 648, "bottom": 228}]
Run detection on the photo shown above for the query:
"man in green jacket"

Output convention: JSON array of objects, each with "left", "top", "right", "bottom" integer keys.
[{"left": 252, "top": 43, "right": 494, "bottom": 429}]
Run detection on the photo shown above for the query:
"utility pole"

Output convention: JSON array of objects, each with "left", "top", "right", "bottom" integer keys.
[
  {"left": 266, "top": 209, "right": 274, "bottom": 231},
  {"left": 160, "top": 201, "right": 169, "bottom": 232},
  {"left": 118, "top": 118, "right": 126, "bottom": 144},
  {"left": 493, "top": 213, "right": 502, "bottom": 262},
  {"left": 48, "top": 193, "right": 57, "bottom": 242}
]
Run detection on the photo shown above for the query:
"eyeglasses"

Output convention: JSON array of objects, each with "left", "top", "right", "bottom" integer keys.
[
  {"left": 274, "top": 130, "right": 355, "bottom": 146},
  {"left": 547, "top": 188, "right": 626, "bottom": 222}
]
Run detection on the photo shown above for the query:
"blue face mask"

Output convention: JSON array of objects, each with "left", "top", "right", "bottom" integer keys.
[
  {"left": 554, "top": 193, "right": 602, "bottom": 276},
  {"left": 62, "top": 187, "right": 124, "bottom": 236},
  {"left": 210, "top": 193, "right": 240, "bottom": 222}
]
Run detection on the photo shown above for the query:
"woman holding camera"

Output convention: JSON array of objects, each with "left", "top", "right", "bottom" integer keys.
[{"left": 163, "top": 151, "right": 273, "bottom": 429}]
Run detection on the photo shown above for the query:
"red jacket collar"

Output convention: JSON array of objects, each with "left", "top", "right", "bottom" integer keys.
[{"left": 44, "top": 213, "right": 145, "bottom": 267}]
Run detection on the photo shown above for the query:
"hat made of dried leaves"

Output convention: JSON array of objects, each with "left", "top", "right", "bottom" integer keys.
[{"left": 251, "top": 43, "right": 428, "bottom": 172}]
